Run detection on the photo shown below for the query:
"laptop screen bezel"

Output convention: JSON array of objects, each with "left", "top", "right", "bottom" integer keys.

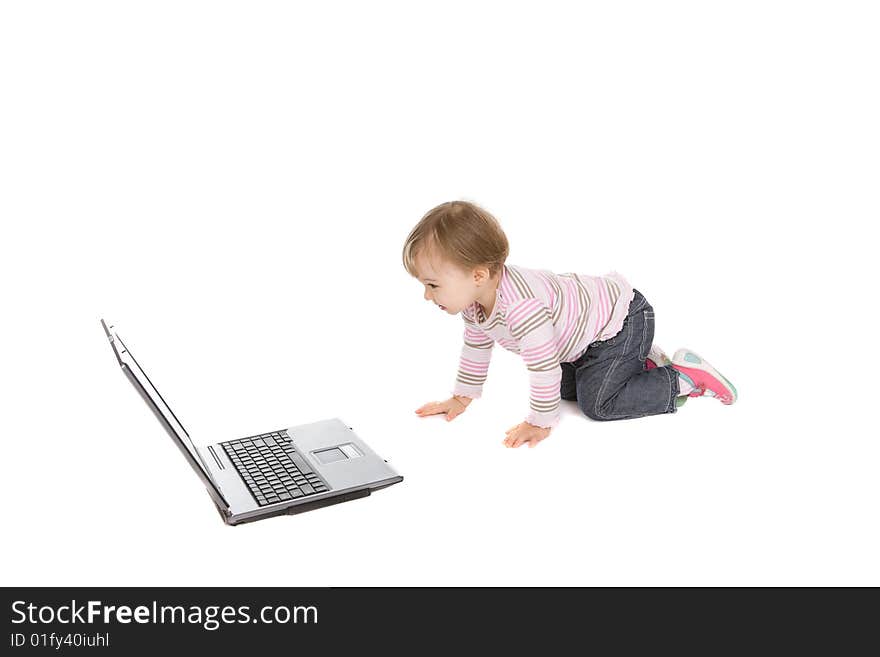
[{"left": 102, "top": 320, "right": 229, "bottom": 511}]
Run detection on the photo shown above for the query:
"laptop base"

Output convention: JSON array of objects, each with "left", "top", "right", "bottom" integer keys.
[{"left": 223, "top": 488, "right": 372, "bottom": 526}]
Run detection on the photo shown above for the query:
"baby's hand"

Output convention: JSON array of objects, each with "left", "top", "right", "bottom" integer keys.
[
  {"left": 415, "top": 395, "right": 472, "bottom": 422},
  {"left": 503, "top": 422, "right": 551, "bottom": 448}
]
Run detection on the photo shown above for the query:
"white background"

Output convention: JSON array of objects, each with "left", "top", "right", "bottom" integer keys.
[{"left": 1, "top": 1, "right": 877, "bottom": 586}]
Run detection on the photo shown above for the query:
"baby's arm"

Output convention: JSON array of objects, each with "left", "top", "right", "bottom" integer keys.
[
  {"left": 451, "top": 321, "right": 494, "bottom": 401},
  {"left": 415, "top": 321, "right": 493, "bottom": 422},
  {"left": 507, "top": 298, "right": 562, "bottom": 429}
]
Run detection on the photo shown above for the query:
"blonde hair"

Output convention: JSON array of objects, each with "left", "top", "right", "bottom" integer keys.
[{"left": 402, "top": 201, "right": 509, "bottom": 278}]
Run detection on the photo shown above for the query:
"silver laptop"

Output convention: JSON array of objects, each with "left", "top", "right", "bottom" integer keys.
[{"left": 101, "top": 319, "right": 403, "bottom": 525}]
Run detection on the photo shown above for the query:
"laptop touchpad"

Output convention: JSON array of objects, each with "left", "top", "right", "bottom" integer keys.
[{"left": 313, "top": 443, "right": 362, "bottom": 464}]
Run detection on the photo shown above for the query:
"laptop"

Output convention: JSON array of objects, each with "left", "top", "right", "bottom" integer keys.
[{"left": 101, "top": 319, "right": 403, "bottom": 525}]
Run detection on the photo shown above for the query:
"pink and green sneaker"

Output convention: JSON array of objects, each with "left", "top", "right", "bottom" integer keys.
[
  {"left": 671, "top": 348, "right": 738, "bottom": 405},
  {"left": 646, "top": 345, "right": 688, "bottom": 408},
  {"left": 645, "top": 345, "right": 672, "bottom": 370}
]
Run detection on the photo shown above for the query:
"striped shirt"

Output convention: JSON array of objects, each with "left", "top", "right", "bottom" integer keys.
[{"left": 452, "top": 264, "right": 635, "bottom": 428}]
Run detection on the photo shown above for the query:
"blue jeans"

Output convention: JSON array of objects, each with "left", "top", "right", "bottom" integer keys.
[{"left": 560, "top": 289, "right": 679, "bottom": 421}]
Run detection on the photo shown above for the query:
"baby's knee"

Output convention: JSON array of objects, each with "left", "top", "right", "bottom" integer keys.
[{"left": 577, "top": 393, "right": 609, "bottom": 421}]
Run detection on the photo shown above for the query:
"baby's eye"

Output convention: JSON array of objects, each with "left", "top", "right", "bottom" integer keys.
[{"left": 427, "top": 284, "right": 438, "bottom": 289}]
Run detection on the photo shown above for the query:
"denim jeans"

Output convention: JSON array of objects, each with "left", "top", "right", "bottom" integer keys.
[{"left": 560, "top": 289, "right": 679, "bottom": 421}]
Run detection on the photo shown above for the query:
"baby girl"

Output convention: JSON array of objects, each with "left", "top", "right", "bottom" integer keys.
[{"left": 403, "top": 201, "right": 737, "bottom": 448}]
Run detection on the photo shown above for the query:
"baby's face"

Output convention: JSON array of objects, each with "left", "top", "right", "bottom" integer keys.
[{"left": 413, "top": 252, "right": 483, "bottom": 316}]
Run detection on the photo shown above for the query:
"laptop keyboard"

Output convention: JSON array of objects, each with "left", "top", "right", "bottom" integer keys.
[{"left": 221, "top": 430, "right": 329, "bottom": 507}]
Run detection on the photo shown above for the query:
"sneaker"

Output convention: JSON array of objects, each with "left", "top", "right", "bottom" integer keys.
[
  {"left": 646, "top": 345, "right": 687, "bottom": 408},
  {"left": 645, "top": 345, "right": 672, "bottom": 370},
  {"left": 671, "top": 348, "right": 738, "bottom": 405}
]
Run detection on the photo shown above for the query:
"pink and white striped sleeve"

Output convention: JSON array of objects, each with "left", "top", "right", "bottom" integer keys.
[
  {"left": 452, "top": 321, "right": 494, "bottom": 400},
  {"left": 506, "top": 298, "right": 562, "bottom": 428}
]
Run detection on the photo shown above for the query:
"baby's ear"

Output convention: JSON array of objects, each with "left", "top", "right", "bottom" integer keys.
[{"left": 473, "top": 266, "right": 491, "bottom": 285}]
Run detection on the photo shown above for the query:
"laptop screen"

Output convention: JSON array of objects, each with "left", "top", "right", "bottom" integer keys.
[{"left": 101, "top": 320, "right": 228, "bottom": 510}]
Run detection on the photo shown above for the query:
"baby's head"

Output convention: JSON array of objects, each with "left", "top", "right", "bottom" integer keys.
[{"left": 403, "top": 200, "right": 509, "bottom": 315}]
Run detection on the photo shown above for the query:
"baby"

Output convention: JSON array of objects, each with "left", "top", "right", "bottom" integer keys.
[{"left": 404, "top": 201, "right": 737, "bottom": 448}]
